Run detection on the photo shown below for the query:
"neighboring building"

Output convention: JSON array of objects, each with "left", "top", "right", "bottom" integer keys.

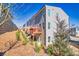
[
  {"left": 26, "top": 5, "right": 69, "bottom": 46},
  {"left": 70, "top": 26, "right": 79, "bottom": 37},
  {"left": 70, "top": 27, "right": 76, "bottom": 36},
  {"left": 76, "top": 26, "right": 79, "bottom": 36}
]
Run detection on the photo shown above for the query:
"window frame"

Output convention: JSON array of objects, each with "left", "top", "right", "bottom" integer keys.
[
  {"left": 48, "top": 9, "right": 50, "bottom": 16},
  {"left": 48, "top": 36, "right": 51, "bottom": 42},
  {"left": 48, "top": 22, "right": 51, "bottom": 29}
]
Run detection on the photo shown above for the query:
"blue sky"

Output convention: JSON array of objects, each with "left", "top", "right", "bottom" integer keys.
[{"left": 10, "top": 3, "right": 79, "bottom": 28}]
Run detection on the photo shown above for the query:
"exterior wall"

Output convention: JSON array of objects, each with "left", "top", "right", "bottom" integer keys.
[
  {"left": 45, "top": 5, "right": 69, "bottom": 46},
  {"left": 26, "top": 5, "right": 69, "bottom": 46},
  {"left": 76, "top": 31, "right": 79, "bottom": 36},
  {"left": 70, "top": 27, "right": 79, "bottom": 37},
  {"left": 76, "top": 27, "right": 79, "bottom": 36},
  {"left": 70, "top": 27, "right": 76, "bottom": 36},
  {"left": 27, "top": 7, "right": 46, "bottom": 45}
]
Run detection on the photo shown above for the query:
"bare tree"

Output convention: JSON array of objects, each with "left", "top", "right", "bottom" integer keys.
[{"left": 0, "top": 3, "right": 12, "bottom": 26}]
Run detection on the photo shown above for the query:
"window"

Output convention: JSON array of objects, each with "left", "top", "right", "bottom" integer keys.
[
  {"left": 48, "top": 22, "right": 50, "bottom": 29},
  {"left": 39, "top": 24, "right": 41, "bottom": 27},
  {"left": 77, "top": 27, "right": 79, "bottom": 31},
  {"left": 48, "top": 36, "right": 50, "bottom": 42},
  {"left": 48, "top": 9, "right": 50, "bottom": 16}
]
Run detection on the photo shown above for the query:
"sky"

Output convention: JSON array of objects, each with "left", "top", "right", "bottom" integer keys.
[{"left": 10, "top": 3, "right": 79, "bottom": 28}]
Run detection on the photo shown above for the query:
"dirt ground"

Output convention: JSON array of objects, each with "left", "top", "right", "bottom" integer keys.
[
  {"left": 0, "top": 31, "right": 46, "bottom": 56},
  {"left": 0, "top": 31, "right": 17, "bottom": 53},
  {"left": 0, "top": 31, "right": 79, "bottom": 56}
]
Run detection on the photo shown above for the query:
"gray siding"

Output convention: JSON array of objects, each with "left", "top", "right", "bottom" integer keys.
[
  {"left": 45, "top": 5, "right": 69, "bottom": 46},
  {"left": 26, "top": 5, "right": 69, "bottom": 46}
]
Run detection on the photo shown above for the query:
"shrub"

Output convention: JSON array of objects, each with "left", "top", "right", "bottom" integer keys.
[
  {"left": 16, "top": 30, "right": 20, "bottom": 41},
  {"left": 52, "top": 14, "right": 73, "bottom": 56},
  {"left": 16, "top": 30, "right": 29, "bottom": 45},
  {"left": 21, "top": 31, "right": 29, "bottom": 45},
  {"left": 41, "top": 44, "right": 45, "bottom": 49},
  {"left": 46, "top": 44, "right": 53, "bottom": 56},
  {"left": 34, "top": 42, "right": 41, "bottom": 53}
]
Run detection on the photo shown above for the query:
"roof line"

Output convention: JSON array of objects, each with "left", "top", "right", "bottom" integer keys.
[{"left": 30, "top": 5, "right": 46, "bottom": 19}]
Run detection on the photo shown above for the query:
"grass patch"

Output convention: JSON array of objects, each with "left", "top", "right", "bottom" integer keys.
[
  {"left": 34, "top": 41, "right": 42, "bottom": 54},
  {"left": 16, "top": 30, "right": 20, "bottom": 41},
  {"left": 16, "top": 30, "right": 29, "bottom": 45},
  {"left": 21, "top": 31, "right": 29, "bottom": 45}
]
